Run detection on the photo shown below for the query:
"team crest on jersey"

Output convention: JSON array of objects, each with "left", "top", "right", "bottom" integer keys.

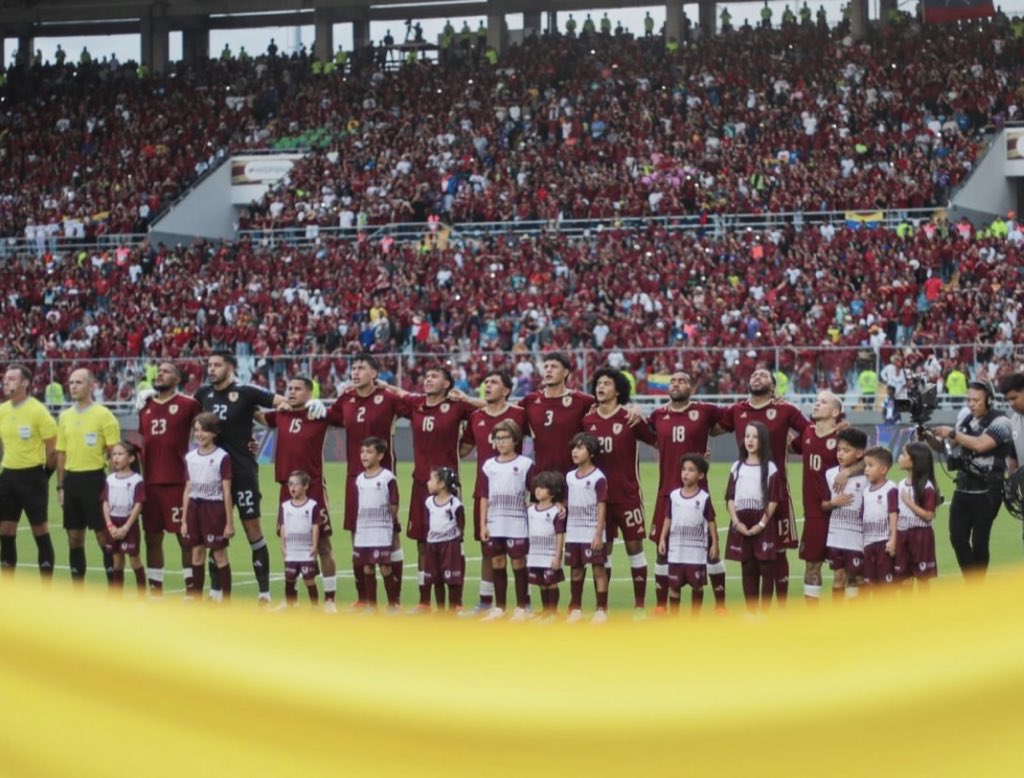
[
  {"left": 229, "top": 392, "right": 239, "bottom": 403},
  {"left": 827, "top": 439, "right": 837, "bottom": 450},
  {"left": 689, "top": 410, "right": 699, "bottom": 421},
  {"left": 169, "top": 404, "right": 178, "bottom": 414},
  {"left": 767, "top": 409, "right": 777, "bottom": 420},
  {"left": 441, "top": 403, "right": 450, "bottom": 413},
  {"left": 613, "top": 423, "right": 623, "bottom": 435},
  {"left": 563, "top": 395, "right": 572, "bottom": 407},
  {"left": 374, "top": 395, "right": 383, "bottom": 405}
]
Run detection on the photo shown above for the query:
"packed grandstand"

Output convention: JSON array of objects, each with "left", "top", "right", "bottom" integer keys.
[{"left": 1, "top": 15, "right": 1022, "bottom": 401}]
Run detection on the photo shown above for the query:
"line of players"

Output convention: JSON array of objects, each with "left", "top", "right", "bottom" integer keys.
[{"left": 3, "top": 353, "right": 934, "bottom": 610}]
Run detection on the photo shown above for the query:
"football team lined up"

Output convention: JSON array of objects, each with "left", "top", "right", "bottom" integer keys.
[{"left": 0, "top": 353, "right": 945, "bottom": 616}]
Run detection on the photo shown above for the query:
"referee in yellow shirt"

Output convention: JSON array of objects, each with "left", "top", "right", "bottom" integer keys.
[
  {"left": 56, "top": 368, "right": 121, "bottom": 582},
  {"left": 0, "top": 365, "right": 58, "bottom": 576}
]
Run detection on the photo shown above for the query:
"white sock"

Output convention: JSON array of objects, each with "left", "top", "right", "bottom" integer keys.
[
  {"left": 480, "top": 580, "right": 495, "bottom": 597},
  {"left": 804, "top": 584, "right": 822, "bottom": 599},
  {"left": 146, "top": 567, "right": 164, "bottom": 583},
  {"left": 846, "top": 586, "right": 860, "bottom": 599},
  {"left": 323, "top": 575, "right": 337, "bottom": 594}
]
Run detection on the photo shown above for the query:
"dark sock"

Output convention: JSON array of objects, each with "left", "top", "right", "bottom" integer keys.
[
  {"left": 419, "top": 583, "right": 432, "bottom": 607},
  {"left": 133, "top": 567, "right": 146, "bottom": 590},
  {"left": 692, "top": 587, "right": 705, "bottom": 611},
  {"left": 251, "top": 539, "right": 270, "bottom": 595},
  {"left": 69, "top": 547, "right": 87, "bottom": 580},
  {"left": 307, "top": 584, "right": 318, "bottom": 604},
  {"left": 449, "top": 584, "right": 463, "bottom": 609},
  {"left": 741, "top": 562, "right": 759, "bottom": 604},
  {"left": 710, "top": 571, "right": 727, "bottom": 607},
  {"left": 632, "top": 565, "right": 648, "bottom": 608},
  {"left": 364, "top": 570, "right": 377, "bottom": 607},
  {"left": 354, "top": 557, "right": 366, "bottom": 602},
  {"left": 668, "top": 596, "right": 681, "bottom": 613},
  {"left": 570, "top": 574, "right": 584, "bottom": 609},
  {"left": 512, "top": 567, "right": 528, "bottom": 608},
  {"left": 219, "top": 564, "right": 232, "bottom": 599},
  {"left": 208, "top": 557, "right": 221, "bottom": 591},
  {"left": 434, "top": 582, "right": 446, "bottom": 609},
  {"left": 655, "top": 573, "right": 669, "bottom": 607},
  {"left": 111, "top": 569, "right": 124, "bottom": 589},
  {"left": 285, "top": 580, "right": 297, "bottom": 604},
  {"left": 383, "top": 569, "right": 401, "bottom": 606},
  {"left": 390, "top": 559, "right": 404, "bottom": 602},
  {"left": 0, "top": 536, "right": 16, "bottom": 571},
  {"left": 493, "top": 567, "right": 508, "bottom": 609},
  {"left": 759, "top": 561, "right": 775, "bottom": 605},
  {"left": 539, "top": 588, "right": 550, "bottom": 610},
  {"left": 103, "top": 551, "right": 115, "bottom": 584},
  {"left": 595, "top": 590, "right": 609, "bottom": 610},
  {"left": 548, "top": 586, "right": 559, "bottom": 612},
  {"left": 774, "top": 552, "right": 789, "bottom": 602},
  {"left": 190, "top": 563, "right": 205, "bottom": 593},
  {"left": 34, "top": 533, "right": 55, "bottom": 577}
]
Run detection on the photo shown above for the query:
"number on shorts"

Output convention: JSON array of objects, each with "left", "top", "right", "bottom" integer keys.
[
  {"left": 212, "top": 403, "right": 228, "bottom": 420},
  {"left": 777, "top": 518, "right": 790, "bottom": 537},
  {"left": 598, "top": 436, "right": 613, "bottom": 454},
  {"left": 672, "top": 425, "right": 685, "bottom": 443},
  {"left": 149, "top": 418, "right": 167, "bottom": 436},
  {"left": 356, "top": 407, "right": 366, "bottom": 424},
  {"left": 809, "top": 454, "right": 822, "bottom": 472},
  {"left": 236, "top": 490, "right": 255, "bottom": 509},
  {"left": 422, "top": 416, "right": 435, "bottom": 432},
  {"left": 544, "top": 410, "right": 554, "bottom": 427},
  {"left": 624, "top": 509, "right": 644, "bottom": 528},
  {"left": 171, "top": 506, "right": 182, "bottom": 525},
  {"left": 288, "top": 417, "right": 303, "bottom": 434}
]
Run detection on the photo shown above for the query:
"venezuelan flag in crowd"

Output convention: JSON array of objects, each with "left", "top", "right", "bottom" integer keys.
[{"left": 646, "top": 373, "right": 672, "bottom": 394}]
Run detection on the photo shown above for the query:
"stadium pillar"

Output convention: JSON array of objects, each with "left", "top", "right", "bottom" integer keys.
[
  {"left": 181, "top": 18, "right": 210, "bottom": 65},
  {"left": 314, "top": 9, "right": 335, "bottom": 62},
  {"left": 16, "top": 34, "right": 33, "bottom": 67},
  {"left": 487, "top": 1, "right": 507, "bottom": 55},
  {"left": 665, "top": 1, "right": 684, "bottom": 43},
  {"left": 141, "top": 14, "right": 170, "bottom": 75},
  {"left": 546, "top": 11, "right": 557, "bottom": 34},
  {"left": 352, "top": 17, "right": 371, "bottom": 50},
  {"left": 878, "top": 0, "right": 898, "bottom": 25},
  {"left": 850, "top": 0, "right": 869, "bottom": 40},
  {"left": 523, "top": 11, "right": 542, "bottom": 37},
  {"left": 698, "top": 1, "right": 717, "bottom": 35}
]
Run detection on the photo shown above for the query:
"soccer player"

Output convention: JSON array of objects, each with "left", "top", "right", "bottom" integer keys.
[
  {"left": 392, "top": 366, "right": 476, "bottom": 610},
  {"left": 860, "top": 447, "right": 899, "bottom": 588},
  {"left": 895, "top": 442, "right": 939, "bottom": 585},
  {"left": 647, "top": 370, "right": 725, "bottom": 611},
  {"left": 582, "top": 367, "right": 656, "bottom": 614},
  {"left": 194, "top": 351, "right": 289, "bottom": 603},
  {"left": 522, "top": 352, "right": 596, "bottom": 475},
  {"left": 181, "top": 413, "right": 234, "bottom": 599},
  {"left": 564, "top": 432, "right": 609, "bottom": 623},
  {"left": 824, "top": 428, "right": 868, "bottom": 600},
  {"left": 424, "top": 466, "right": 466, "bottom": 611},
  {"left": 526, "top": 471, "right": 566, "bottom": 620},
  {"left": 353, "top": 437, "right": 401, "bottom": 610},
  {"left": 717, "top": 368, "right": 809, "bottom": 603},
  {"left": 325, "top": 354, "right": 405, "bottom": 606},
  {"left": 0, "top": 364, "right": 57, "bottom": 577},
  {"left": 137, "top": 361, "right": 201, "bottom": 593},
  {"left": 459, "top": 370, "right": 528, "bottom": 613},
  {"left": 725, "top": 422, "right": 782, "bottom": 609},
  {"left": 101, "top": 441, "right": 146, "bottom": 591},
  {"left": 278, "top": 470, "right": 321, "bottom": 607},
  {"left": 790, "top": 391, "right": 842, "bottom": 603},
  {"left": 56, "top": 368, "right": 121, "bottom": 583},
  {"left": 261, "top": 376, "right": 339, "bottom": 610},
  {"left": 658, "top": 454, "right": 718, "bottom": 614},
  {"left": 479, "top": 419, "right": 534, "bottom": 621}
]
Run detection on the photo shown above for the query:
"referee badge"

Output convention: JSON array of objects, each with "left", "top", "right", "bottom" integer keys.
[
  {"left": 169, "top": 404, "right": 178, "bottom": 415},
  {"left": 827, "top": 439, "right": 837, "bottom": 450},
  {"left": 767, "top": 409, "right": 777, "bottom": 420},
  {"left": 689, "top": 410, "right": 699, "bottom": 421},
  {"left": 563, "top": 395, "right": 572, "bottom": 407},
  {"left": 229, "top": 392, "right": 239, "bottom": 403}
]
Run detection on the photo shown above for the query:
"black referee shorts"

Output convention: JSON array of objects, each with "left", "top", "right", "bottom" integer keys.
[
  {"left": 63, "top": 470, "right": 107, "bottom": 532},
  {"left": 0, "top": 466, "right": 50, "bottom": 526}
]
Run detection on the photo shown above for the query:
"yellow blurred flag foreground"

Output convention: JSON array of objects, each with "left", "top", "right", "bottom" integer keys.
[{"left": 3, "top": 575, "right": 1024, "bottom": 777}]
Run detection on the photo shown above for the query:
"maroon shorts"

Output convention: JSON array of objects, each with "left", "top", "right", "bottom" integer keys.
[
  {"left": 827, "top": 547, "right": 865, "bottom": 574},
  {"left": 103, "top": 515, "right": 141, "bottom": 555},
  {"left": 424, "top": 539, "right": 464, "bottom": 585},
  {"left": 482, "top": 537, "right": 528, "bottom": 559},
  {"left": 649, "top": 493, "right": 671, "bottom": 542},
  {"left": 725, "top": 522, "right": 778, "bottom": 563},
  {"left": 528, "top": 567, "right": 565, "bottom": 586},
  {"left": 353, "top": 546, "right": 392, "bottom": 568},
  {"left": 141, "top": 483, "right": 184, "bottom": 535},
  {"left": 774, "top": 493, "right": 799, "bottom": 549},
  {"left": 798, "top": 514, "right": 829, "bottom": 562},
  {"left": 406, "top": 480, "right": 430, "bottom": 541},
  {"left": 564, "top": 541, "right": 607, "bottom": 567},
  {"left": 278, "top": 481, "right": 333, "bottom": 538},
  {"left": 605, "top": 499, "right": 646, "bottom": 542},
  {"left": 184, "top": 499, "right": 230, "bottom": 550},
  {"left": 284, "top": 560, "right": 319, "bottom": 582},
  {"left": 862, "top": 540, "right": 896, "bottom": 585},
  {"left": 894, "top": 527, "right": 937, "bottom": 579},
  {"left": 668, "top": 562, "right": 707, "bottom": 589}
]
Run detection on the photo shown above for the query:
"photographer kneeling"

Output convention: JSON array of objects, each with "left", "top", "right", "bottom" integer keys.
[{"left": 928, "top": 381, "right": 1013, "bottom": 577}]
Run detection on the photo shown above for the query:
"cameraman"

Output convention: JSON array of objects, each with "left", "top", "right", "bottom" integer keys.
[{"left": 930, "top": 381, "right": 1014, "bottom": 576}]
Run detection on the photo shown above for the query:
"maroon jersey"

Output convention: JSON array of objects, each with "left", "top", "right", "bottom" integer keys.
[
  {"left": 791, "top": 426, "right": 840, "bottom": 520},
  {"left": 461, "top": 404, "right": 528, "bottom": 499},
  {"left": 581, "top": 406, "right": 657, "bottom": 504},
  {"left": 326, "top": 388, "right": 403, "bottom": 475},
  {"left": 399, "top": 394, "right": 474, "bottom": 482},
  {"left": 522, "top": 390, "right": 595, "bottom": 474},
  {"left": 139, "top": 393, "right": 201, "bottom": 485},
  {"left": 264, "top": 409, "right": 330, "bottom": 484},
  {"left": 648, "top": 402, "right": 722, "bottom": 496}
]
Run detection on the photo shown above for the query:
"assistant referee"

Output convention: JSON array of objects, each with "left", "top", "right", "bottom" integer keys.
[
  {"left": 56, "top": 368, "right": 121, "bottom": 582},
  {"left": 0, "top": 364, "right": 58, "bottom": 576}
]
